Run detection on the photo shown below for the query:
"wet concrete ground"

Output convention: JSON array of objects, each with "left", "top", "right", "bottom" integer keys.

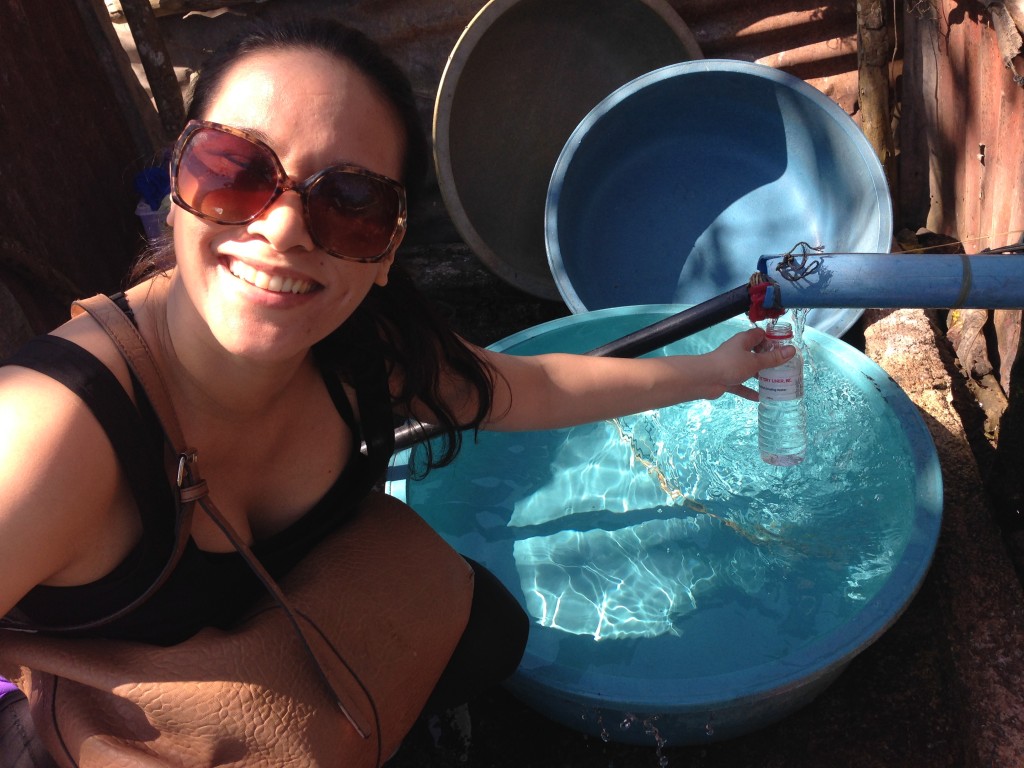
[{"left": 389, "top": 244, "right": 1024, "bottom": 768}]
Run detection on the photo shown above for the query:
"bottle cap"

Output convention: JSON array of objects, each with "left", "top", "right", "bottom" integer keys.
[{"left": 765, "top": 322, "right": 793, "bottom": 338}]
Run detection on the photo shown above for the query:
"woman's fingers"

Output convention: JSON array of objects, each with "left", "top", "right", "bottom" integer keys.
[
  {"left": 725, "top": 383, "right": 759, "bottom": 401},
  {"left": 716, "top": 328, "right": 796, "bottom": 400}
]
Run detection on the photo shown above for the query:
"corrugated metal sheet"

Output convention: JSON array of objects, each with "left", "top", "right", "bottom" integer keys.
[{"left": 902, "top": 0, "right": 1024, "bottom": 253}]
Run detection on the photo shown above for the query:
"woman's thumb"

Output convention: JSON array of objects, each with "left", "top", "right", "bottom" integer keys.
[{"left": 764, "top": 344, "right": 796, "bottom": 366}]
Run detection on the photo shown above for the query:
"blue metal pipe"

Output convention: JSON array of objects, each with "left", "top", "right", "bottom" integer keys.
[
  {"left": 757, "top": 253, "right": 1024, "bottom": 310},
  {"left": 388, "top": 251, "right": 1022, "bottom": 453}
]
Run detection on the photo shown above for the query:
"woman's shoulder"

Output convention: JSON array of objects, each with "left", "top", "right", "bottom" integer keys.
[
  {"left": 0, "top": 307, "right": 138, "bottom": 466},
  {"left": 0, "top": 305, "right": 144, "bottom": 507},
  {"left": 0, "top": 321, "right": 138, "bottom": 618}
]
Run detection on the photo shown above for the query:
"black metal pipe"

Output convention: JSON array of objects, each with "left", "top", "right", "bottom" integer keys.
[
  {"left": 391, "top": 284, "right": 752, "bottom": 453},
  {"left": 586, "top": 284, "right": 752, "bottom": 358}
]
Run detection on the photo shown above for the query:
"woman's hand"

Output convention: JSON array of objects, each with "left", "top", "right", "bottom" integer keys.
[{"left": 698, "top": 327, "right": 796, "bottom": 402}]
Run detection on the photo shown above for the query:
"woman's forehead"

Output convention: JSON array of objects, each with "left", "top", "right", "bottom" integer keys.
[
  {"left": 209, "top": 49, "right": 369, "bottom": 116},
  {"left": 204, "top": 49, "right": 405, "bottom": 176}
]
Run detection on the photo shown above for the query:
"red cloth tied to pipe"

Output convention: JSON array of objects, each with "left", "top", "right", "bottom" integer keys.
[{"left": 747, "top": 279, "right": 784, "bottom": 322}]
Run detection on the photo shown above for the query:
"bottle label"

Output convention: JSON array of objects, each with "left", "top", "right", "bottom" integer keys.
[{"left": 758, "top": 358, "right": 802, "bottom": 401}]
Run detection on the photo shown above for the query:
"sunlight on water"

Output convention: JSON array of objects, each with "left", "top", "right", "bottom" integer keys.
[{"left": 405, "top": 319, "right": 919, "bottom": 683}]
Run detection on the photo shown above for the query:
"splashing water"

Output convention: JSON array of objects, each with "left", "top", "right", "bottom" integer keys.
[
  {"left": 788, "top": 307, "right": 812, "bottom": 369},
  {"left": 643, "top": 716, "right": 670, "bottom": 764}
]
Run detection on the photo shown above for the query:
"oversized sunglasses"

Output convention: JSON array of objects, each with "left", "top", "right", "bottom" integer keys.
[{"left": 170, "top": 120, "right": 407, "bottom": 263}]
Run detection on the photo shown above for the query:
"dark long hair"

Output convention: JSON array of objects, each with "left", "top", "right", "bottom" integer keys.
[{"left": 132, "top": 18, "right": 497, "bottom": 470}]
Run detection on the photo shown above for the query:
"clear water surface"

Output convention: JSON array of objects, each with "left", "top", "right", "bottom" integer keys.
[{"left": 393, "top": 312, "right": 933, "bottom": 701}]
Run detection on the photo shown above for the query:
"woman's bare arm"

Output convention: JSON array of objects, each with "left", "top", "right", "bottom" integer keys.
[{"left": 470, "top": 327, "right": 794, "bottom": 432}]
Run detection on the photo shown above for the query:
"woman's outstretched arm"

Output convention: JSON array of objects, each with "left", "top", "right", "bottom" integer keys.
[{"left": 472, "top": 326, "right": 793, "bottom": 432}]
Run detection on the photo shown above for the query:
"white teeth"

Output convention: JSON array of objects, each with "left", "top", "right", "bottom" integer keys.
[
  {"left": 228, "top": 260, "right": 313, "bottom": 295},
  {"left": 233, "top": 261, "right": 258, "bottom": 284}
]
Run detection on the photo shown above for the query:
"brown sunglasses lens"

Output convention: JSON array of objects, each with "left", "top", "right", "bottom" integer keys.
[
  {"left": 176, "top": 129, "right": 279, "bottom": 223},
  {"left": 307, "top": 172, "right": 403, "bottom": 262}
]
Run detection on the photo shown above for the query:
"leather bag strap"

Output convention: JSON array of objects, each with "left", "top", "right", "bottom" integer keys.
[
  {"left": 71, "top": 293, "right": 379, "bottom": 750},
  {"left": 71, "top": 295, "right": 191, "bottom": 458},
  {"left": 71, "top": 293, "right": 203, "bottom": 543}
]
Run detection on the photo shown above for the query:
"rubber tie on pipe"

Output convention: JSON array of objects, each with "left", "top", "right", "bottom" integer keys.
[
  {"left": 747, "top": 273, "right": 785, "bottom": 322},
  {"left": 952, "top": 253, "right": 973, "bottom": 309}
]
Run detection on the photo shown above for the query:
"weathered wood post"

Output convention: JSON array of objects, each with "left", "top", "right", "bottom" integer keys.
[{"left": 856, "top": 0, "right": 897, "bottom": 210}]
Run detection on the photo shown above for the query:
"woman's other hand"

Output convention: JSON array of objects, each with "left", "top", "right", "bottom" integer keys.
[
  {"left": 703, "top": 327, "right": 796, "bottom": 402},
  {"left": 470, "top": 325, "right": 797, "bottom": 433}
]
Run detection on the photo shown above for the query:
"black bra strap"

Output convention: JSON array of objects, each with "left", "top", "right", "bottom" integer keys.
[
  {"left": 354, "top": 352, "right": 395, "bottom": 480},
  {"left": 322, "top": 365, "right": 359, "bottom": 435},
  {"left": 109, "top": 291, "right": 135, "bottom": 322}
]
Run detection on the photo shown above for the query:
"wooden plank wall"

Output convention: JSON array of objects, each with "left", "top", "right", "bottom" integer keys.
[
  {"left": 902, "top": 1, "right": 1022, "bottom": 388},
  {"left": 670, "top": 0, "right": 863, "bottom": 118},
  {"left": 903, "top": 0, "right": 1024, "bottom": 254}
]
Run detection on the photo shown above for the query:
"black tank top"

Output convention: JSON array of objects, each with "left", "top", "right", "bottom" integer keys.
[{"left": 0, "top": 326, "right": 395, "bottom": 646}]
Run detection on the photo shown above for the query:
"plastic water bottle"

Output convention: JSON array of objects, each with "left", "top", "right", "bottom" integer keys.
[{"left": 757, "top": 322, "right": 806, "bottom": 465}]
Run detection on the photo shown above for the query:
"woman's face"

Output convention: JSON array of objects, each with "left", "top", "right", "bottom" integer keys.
[{"left": 166, "top": 48, "right": 407, "bottom": 362}]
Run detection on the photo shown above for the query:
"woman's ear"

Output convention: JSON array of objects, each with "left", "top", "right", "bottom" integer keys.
[
  {"left": 166, "top": 205, "right": 177, "bottom": 228},
  {"left": 373, "top": 252, "right": 395, "bottom": 286},
  {"left": 373, "top": 230, "right": 404, "bottom": 286}
]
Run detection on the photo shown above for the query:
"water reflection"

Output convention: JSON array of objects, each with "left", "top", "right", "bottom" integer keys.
[{"left": 406, "top": 331, "right": 917, "bottom": 673}]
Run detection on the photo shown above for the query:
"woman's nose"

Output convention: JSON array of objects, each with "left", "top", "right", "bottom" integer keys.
[{"left": 246, "top": 190, "right": 316, "bottom": 255}]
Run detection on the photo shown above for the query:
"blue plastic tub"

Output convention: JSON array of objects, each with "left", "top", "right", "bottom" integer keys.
[
  {"left": 388, "top": 307, "right": 941, "bottom": 746},
  {"left": 545, "top": 61, "right": 893, "bottom": 338}
]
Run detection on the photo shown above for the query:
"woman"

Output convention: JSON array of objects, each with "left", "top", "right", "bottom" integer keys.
[{"left": 0, "top": 17, "right": 794, "bottom": 765}]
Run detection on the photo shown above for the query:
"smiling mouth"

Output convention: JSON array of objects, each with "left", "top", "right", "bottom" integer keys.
[{"left": 228, "top": 259, "right": 317, "bottom": 295}]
